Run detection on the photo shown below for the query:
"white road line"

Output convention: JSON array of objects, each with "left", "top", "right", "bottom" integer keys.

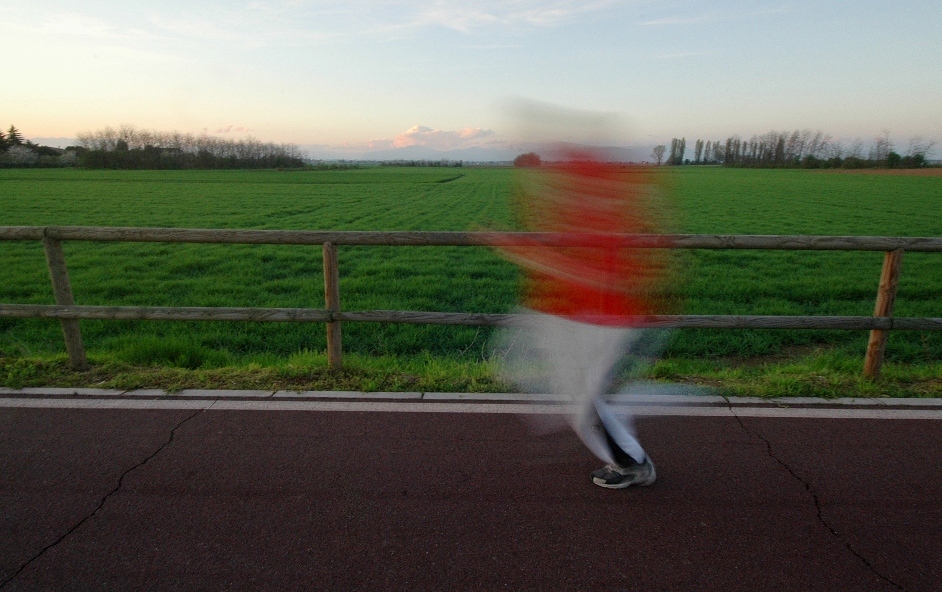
[{"left": 2, "top": 397, "right": 942, "bottom": 419}]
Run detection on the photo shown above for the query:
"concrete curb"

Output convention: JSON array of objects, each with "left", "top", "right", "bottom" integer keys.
[
  {"left": 2, "top": 387, "right": 941, "bottom": 406},
  {"left": 3, "top": 387, "right": 942, "bottom": 421}
]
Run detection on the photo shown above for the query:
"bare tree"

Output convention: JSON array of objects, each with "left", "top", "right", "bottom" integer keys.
[
  {"left": 870, "top": 129, "right": 893, "bottom": 161},
  {"left": 907, "top": 135, "right": 935, "bottom": 158},
  {"left": 825, "top": 140, "right": 844, "bottom": 160},
  {"left": 806, "top": 131, "right": 824, "bottom": 159},
  {"left": 651, "top": 145, "right": 666, "bottom": 165},
  {"left": 75, "top": 124, "right": 304, "bottom": 168},
  {"left": 848, "top": 138, "right": 864, "bottom": 159},
  {"left": 784, "top": 130, "right": 800, "bottom": 162}
]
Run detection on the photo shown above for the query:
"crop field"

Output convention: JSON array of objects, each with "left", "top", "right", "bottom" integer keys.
[{"left": 1, "top": 166, "right": 941, "bottom": 372}]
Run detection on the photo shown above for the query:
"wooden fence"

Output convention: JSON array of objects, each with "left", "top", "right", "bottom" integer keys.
[{"left": 2, "top": 226, "right": 941, "bottom": 378}]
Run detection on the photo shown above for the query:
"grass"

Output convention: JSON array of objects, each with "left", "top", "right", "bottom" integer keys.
[
  {"left": 1, "top": 166, "right": 941, "bottom": 396},
  {"left": 669, "top": 167, "right": 942, "bottom": 361},
  {"left": 3, "top": 349, "right": 939, "bottom": 399},
  {"left": 0, "top": 352, "right": 509, "bottom": 393},
  {"left": 650, "top": 349, "right": 942, "bottom": 398},
  {"left": 0, "top": 167, "right": 518, "bottom": 358}
]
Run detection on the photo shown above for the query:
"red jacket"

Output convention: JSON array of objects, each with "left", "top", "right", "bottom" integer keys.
[{"left": 510, "top": 154, "right": 661, "bottom": 325}]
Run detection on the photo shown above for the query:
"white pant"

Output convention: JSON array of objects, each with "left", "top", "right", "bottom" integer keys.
[{"left": 492, "top": 311, "right": 647, "bottom": 465}]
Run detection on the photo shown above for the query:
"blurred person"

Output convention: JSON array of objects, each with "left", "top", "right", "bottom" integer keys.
[{"left": 492, "top": 146, "right": 671, "bottom": 489}]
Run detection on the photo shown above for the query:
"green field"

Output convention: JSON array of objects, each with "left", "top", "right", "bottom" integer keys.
[
  {"left": 1, "top": 167, "right": 940, "bottom": 392},
  {"left": 0, "top": 168, "right": 518, "bottom": 364}
]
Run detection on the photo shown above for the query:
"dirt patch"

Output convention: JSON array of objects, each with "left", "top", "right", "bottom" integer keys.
[{"left": 816, "top": 168, "right": 942, "bottom": 177}]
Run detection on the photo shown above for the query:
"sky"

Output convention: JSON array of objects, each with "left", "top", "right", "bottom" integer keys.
[{"left": 3, "top": 0, "right": 940, "bottom": 157}]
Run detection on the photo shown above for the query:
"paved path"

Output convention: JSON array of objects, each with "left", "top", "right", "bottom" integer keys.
[{"left": 1, "top": 389, "right": 940, "bottom": 591}]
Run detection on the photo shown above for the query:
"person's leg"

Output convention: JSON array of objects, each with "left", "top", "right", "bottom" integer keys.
[
  {"left": 492, "top": 313, "right": 655, "bottom": 488},
  {"left": 588, "top": 382, "right": 657, "bottom": 489},
  {"left": 594, "top": 396, "right": 646, "bottom": 464},
  {"left": 603, "top": 422, "right": 637, "bottom": 467},
  {"left": 547, "top": 321, "right": 657, "bottom": 488}
]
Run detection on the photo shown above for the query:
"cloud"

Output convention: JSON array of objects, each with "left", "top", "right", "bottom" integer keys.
[
  {"left": 641, "top": 15, "right": 713, "bottom": 26},
  {"left": 149, "top": 13, "right": 243, "bottom": 42},
  {"left": 0, "top": 9, "right": 187, "bottom": 66},
  {"left": 215, "top": 125, "right": 253, "bottom": 134},
  {"left": 381, "top": 0, "right": 620, "bottom": 33},
  {"left": 5, "top": 0, "right": 619, "bottom": 56},
  {"left": 412, "top": 7, "right": 499, "bottom": 32},
  {"left": 363, "top": 125, "right": 494, "bottom": 151},
  {"left": 37, "top": 13, "right": 121, "bottom": 38},
  {"left": 640, "top": 5, "right": 795, "bottom": 28},
  {"left": 2, "top": 9, "right": 169, "bottom": 44},
  {"left": 652, "top": 51, "right": 707, "bottom": 59},
  {"left": 147, "top": 7, "right": 340, "bottom": 48},
  {"left": 391, "top": 125, "right": 494, "bottom": 149}
]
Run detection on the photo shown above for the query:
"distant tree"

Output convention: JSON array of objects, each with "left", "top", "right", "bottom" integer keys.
[
  {"left": 6, "top": 125, "right": 23, "bottom": 145},
  {"left": 784, "top": 130, "right": 799, "bottom": 162},
  {"left": 774, "top": 136, "right": 785, "bottom": 164},
  {"left": 852, "top": 139, "right": 866, "bottom": 158},
  {"left": 907, "top": 136, "right": 935, "bottom": 159},
  {"left": 667, "top": 138, "right": 686, "bottom": 165},
  {"left": 651, "top": 145, "right": 666, "bottom": 165},
  {"left": 0, "top": 129, "right": 7, "bottom": 151},
  {"left": 870, "top": 129, "right": 893, "bottom": 163},
  {"left": 807, "top": 131, "right": 826, "bottom": 159},
  {"left": 713, "top": 141, "right": 725, "bottom": 163},
  {"left": 513, "top": 152, "right": 541, "bottom": 167},
  {"left": 901, "top": 153, "right": 926, "bottom": 168},
  {"left": 75, "top": 124, "right": 305, "bottom": 169},
  {"left": 663, "top": 128, "right": 931, "bottom": 170},
  {"left": 0, "top": 145, "right": 38, "bottom": 167}
]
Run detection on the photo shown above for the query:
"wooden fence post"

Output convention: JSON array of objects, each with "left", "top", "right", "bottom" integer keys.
[
  {"left": 42, "top": 237, "right": 89, "bottom": 370},
  {"left": 322, "top": 242, "right": 342, "bottom": 370},
  {"left": 863, "top": 249, "right": 904, "bottom": 379}
]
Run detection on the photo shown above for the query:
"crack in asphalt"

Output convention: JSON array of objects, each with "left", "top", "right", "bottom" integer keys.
[
  {"left": 723, "top": 397, "right": 907, "bottom": 592},
  {"left": 0, "top": 404, "right": 210, "bottom": 590}
]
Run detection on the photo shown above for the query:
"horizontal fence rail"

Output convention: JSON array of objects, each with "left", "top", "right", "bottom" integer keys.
[
  {"left": 4, "top": 225, "right": 942, "bottom": 251},
  {"left": 3, "top": 304, "right": 942, "bottom": 331},
  {"left": 2, "top": 226, "right": 941, "bottom": 377}
]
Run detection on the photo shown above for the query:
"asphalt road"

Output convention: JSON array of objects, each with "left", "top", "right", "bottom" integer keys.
[{"left": 1, "top": 390, "right": 940, "bottom": 591}]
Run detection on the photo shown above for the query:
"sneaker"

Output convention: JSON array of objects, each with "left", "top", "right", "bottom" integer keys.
[{"left": 591, "top": 457, "right": 656, "bottom": 489}]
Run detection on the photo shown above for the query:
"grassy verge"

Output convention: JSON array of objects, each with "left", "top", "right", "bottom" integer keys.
[
  {"left": 0, "top": 353, "right": 510, "bottom": 394},
  {"left": 3, "top": 350, "right": 939, "bottom": 398},
  {"left": 650, "top": 350, "right": 942, "bottom": 398}
]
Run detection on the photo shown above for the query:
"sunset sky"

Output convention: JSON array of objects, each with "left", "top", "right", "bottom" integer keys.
[{"left": 4, "top": 0, "right": 940, "bottom": 156}]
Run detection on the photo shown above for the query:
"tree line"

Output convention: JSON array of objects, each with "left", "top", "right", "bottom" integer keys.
[
  {"left": 651, "top": 130, "right": 935, "bottom": 169},
  {"left": 75, "top": 125, "right": 305, "bottom": 169},
  {"left": 379, "top": 159, "right": 464, "bottom": 167},
  {"left": 0, "top": 125, "right": 77, "bottom": 168},
  {"left": 1, "top": 124, "right": 307, "bottom": 169}
]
